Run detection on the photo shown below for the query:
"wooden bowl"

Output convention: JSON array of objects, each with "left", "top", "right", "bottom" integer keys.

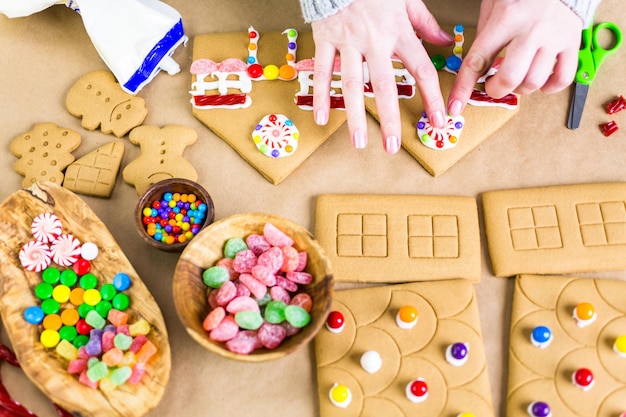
[
  {"left": 0, "top": 182, "right": 170, "bottom": 417},
  {"left": 172, "top": 213, "right": 333, "bottom": 362},
  {"left": 134, "top": 178, "right": 215, "bottom": 252}
]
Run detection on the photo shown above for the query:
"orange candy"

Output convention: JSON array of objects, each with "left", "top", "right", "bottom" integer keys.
[
  {"left": 575, "top": 302, "right": 595, "bottom": 321},
  {"left": 398, "top": 305, "right": 418, "bottom": 323}
]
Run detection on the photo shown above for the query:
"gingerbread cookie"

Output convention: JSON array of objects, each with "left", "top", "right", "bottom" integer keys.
[
  {"left": 363, "top": 25, "right": 520, "bottom": 176},
  {"left": 66, "top": 70, "right": 148, "bottom": 138},
  {"left": 63, "top": 141, "right": 125, "bottom": 197},
  {"left": 10, "top": 122, "right": 81, "bottom": 188},
  {"left": 122, "top": 125, "right": 198, "bottom": 195},
  {"left": 507, "top": 274, "right": 626, "bottom": 417},
  {"left": 314, "top": 194, "right": 481, "bottom": 283},
  {"left": 482, "top": 182, "right": 626, "bottom": 277},
  {"left": 190, "top": 28, "right": 347, "bottom": 185},
  {"left": 315, "top": 280, "right": 494, "bottom": 417}
]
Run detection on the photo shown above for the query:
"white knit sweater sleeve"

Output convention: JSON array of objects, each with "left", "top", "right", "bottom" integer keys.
[
  {"left": 299, "top": 0, "right": 355, "bottom": 22},
  {"left": 299, "top": 0, "right": 602, "bottom": 26},
  {"left": 559, "top": 0, "right": 603, "bottom": 25}
]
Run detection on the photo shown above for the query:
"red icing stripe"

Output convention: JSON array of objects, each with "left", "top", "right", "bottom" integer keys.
[
  {"left": 193, "top": 94, "right": 248, "bottom": 107},
  {"left": 469, "top": 89, "right": 518, "bottom": 107}
]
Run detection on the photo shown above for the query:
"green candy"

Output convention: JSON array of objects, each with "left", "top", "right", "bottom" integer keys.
[
  {"left": 264, "top": 300, "right": 287, "bottom": 324},
  {"left": 86, "top": 360, "right": 108, "bottom": 382},
  {"left": 431, "top": 54, "right": 446, "bottom": 70},
  {"left": 77, "top": 303, "right": 94, "bottom": 318},
  {"left": 99, "top": 283, "right": 117, "bottom": 301},
  {"left": 114, "top": 333, "right": 133, "bottom": 351},
  {"left": 223, "top": 237, "right": 247, "bottom": 258},
  {"left": 41, "top": 267, "right": 60, "bottom": 284},
  {"left": 112, "top": 293, "right": 130, "bottom": 311},
  {"left": 85, "top": 309, "right": 105, "bottom": 329},
  {"left": 202, "top": 266, "right": 230, "bottom": 288},
  {"left": 110, "top": 366, "right": 132, "bottom": 385},
  {"left": 95, "top": 300, "right": 113, "bottom": 318},
  {"left": 59, "top": 325, "right": 77, "bottom": 342},
  {"left": 284, "top": 305, "right": 311, "bottom": 328},
  {"left": 73, "top": 335, "right": 89, "bottom": 348},
  {"left": 35, "top": 282, "right": 53, "bottom": 300},
  {"left": 59, "top": 269, "right": 78, "bottom": 287},
  {"left": 41, "top": 298, "right": 60, "bottom": 315},
  {"left": 235, "top": 310, "right": 264, "bottom": 330},
  {"left": 79, "top": 273, "right": 98, "bottom": 290}
]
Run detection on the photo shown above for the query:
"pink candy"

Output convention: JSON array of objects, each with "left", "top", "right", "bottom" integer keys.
[{"left": 201, "top": 222, "right": 314, "bottom": 354}]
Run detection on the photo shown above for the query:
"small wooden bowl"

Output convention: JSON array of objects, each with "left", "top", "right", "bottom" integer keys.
[
  {"left": 172, "top": 213, "right": 333, "bottom": 362},
  {"left": 134, "top": 178, "right": 215, "bottom": 252}
]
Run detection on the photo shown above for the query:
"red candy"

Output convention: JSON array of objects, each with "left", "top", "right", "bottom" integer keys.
[
  {"left": 258, "top": 322, "right": 287, "bottom": 349},
  {"left": 233, "top": 249, "right": 257, "bottom": 273},
  {"left": 225, "top": 330, "right": 263, "bottom": 354},
  {"left": 606, "top": 95, "right": 626, "bottom": 114},
  {"left": 600, "top": 120, "right": 619, "bottom": 137},
  {"left": 209, "top": 315, "right": 239, "bottom": 342},
  {"left": 263, "top": 222, "right": 294, "bottom": 247}
]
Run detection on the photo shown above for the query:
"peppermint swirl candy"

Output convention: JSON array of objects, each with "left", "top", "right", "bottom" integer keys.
[
  {"left": 417, "top": 112, "right": 465, "bottom": 151},
  {"left": 252, "top": 114, "right": 299, "bottom": 158},
  {"left": 19, "top": 240, "right": 52, "bottom": 272},
  {"left": 31, "top": 212, "right": 63, "bottom": 243},
  {"left": 50, "top": 233, "right": 81, "bottom": 266}
]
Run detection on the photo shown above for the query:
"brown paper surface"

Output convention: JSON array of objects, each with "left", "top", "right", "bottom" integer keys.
[{"left": 1, "top": 1, "right": 626, "bottom": 416}]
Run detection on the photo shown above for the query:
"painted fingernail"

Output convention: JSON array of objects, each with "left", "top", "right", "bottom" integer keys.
[
  {"left": 431, "top": 110, "right": 445, "bottom": 128},
  {"left": 440, "top": 29, "right": 454, "bottom": 43},
  {"left": 385, "top": 136, "right": 400, "bottom": 154},
  {"left": 315, "top": 109, "right": 328, "bottom": 125},
  {"left": 449, "top": 100, "right": 462, "bottom": 117},
  {"left": 352, "top": 129, "right": 367, "bottom": 149}
]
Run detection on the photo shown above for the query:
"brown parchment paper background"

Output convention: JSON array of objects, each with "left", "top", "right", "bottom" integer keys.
[{"left": 1, "top": 1, "right": 625, "bottom": 416}]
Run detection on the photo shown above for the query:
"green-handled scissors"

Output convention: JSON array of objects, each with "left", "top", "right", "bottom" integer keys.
[{"left": 567, "top": 21, "right": 622, "bottom": 129}]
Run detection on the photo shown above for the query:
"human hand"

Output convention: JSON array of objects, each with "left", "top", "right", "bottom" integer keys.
[
  {"left": 310, "top": 0, "right": 453, "bottom": 154},
  {"left": 448, "top": 0, "right": 583, "bottom": 116}
]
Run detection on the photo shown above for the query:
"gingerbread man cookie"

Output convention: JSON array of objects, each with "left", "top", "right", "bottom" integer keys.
[
  {"left": 10, "top": 122, "right": 81, "bottom": 188},
  {"left": 122, "top": 125, "right": 199, "bottom": 195},
  {"left": 66, "top": 70, "right": 148, "bottom": 138}
]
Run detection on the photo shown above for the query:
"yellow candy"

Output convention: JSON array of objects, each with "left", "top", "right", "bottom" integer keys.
[
  {"left": 52, "top": 284, "right": 71, "bottom": 303},
  {"left": 83, "top": 288, "right": 102, "bottom": 306},
  {"left": 55, "top": 339, "right": 78, "bottom": 361},
  {"left": 263, "top": 64, "right": 279, "bottom": 80},
  {"left": 457, "top": 413, "right": 476, "bottom": 417},
  {"left": 330, "top": 383, "right": 351, "bottom": 405},
  {"left": 614, "top": 335, "right": 626, "bottom": 355},
  {"left": 129, "top": 318, "right": 151, "bottom": 336},
  {"left": 40, "top": 329, "right": 60, "bottom": 348},
  {"left": 98, "top": 376, "right": 116, "bottom": 391},
  {"left": 43, "top": 314, "right": 62, "bottom": 331},
  {"left": 119, "top": 351, "right": 137, "bottom": 367}
]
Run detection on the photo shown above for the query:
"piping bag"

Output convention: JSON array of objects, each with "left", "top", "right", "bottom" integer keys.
[{"left": 0, "top": 0, "right": 187, "bottom": 94}]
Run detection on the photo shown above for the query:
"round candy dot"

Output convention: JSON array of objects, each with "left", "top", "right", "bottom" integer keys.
[
  {"left": 79, "top": 273, "right": 98, "bottom": 290},
  {"left": 326, "top": 311, "right": 345, "bottom": 333},
  {"left": 263, "top": 64, "right": 279, "bottom": 80},
  {"left": 41, "top": 267, "right": 60, "bottom": 284},
  {"left": 52, "top": 284, "right": 71, "bottom": 303},
  {"left": 83, "top": 288, "right": 102, "bottom": 306},
  {"left": 35, "top": 282, "right": 53, "bottom": 299},
  {"left": 69, "top": 287, "right": 85, "bottom": 306},
  {"left": 575, "top": 302, "right": 595, "bottom": 320},
  {"left": 406, "top": 378, "right": 428, "bottom": 403},
  {"left": 73, "top": 334, "right": 89, "bottom": 348},
  {"left": 59, "top": 269, "right": 78, "bottom": 287},
  {"left": 360, "top": 350, "right": 382, "bottom": 374},
  {"left": 40, "top": 329, "right": 60, "bottom": 348},
  {"left": 75, "top": 318, "right": 92, "bottom": 335},
  {"left": 531, "top": 326, "right": 552, "bottom": 347},
  {"left": 43, "top": 313, "right": 62, "bottom": 331},
  {"left": 77, "top": 302, "right": 94, "bottom": 318},
  {"left": 573, "top": 368, "right": 594, "bottom": 390},
  {"left": 431, "top": 54, "right": 446, "bottom": 70},
  {"left": 614, "top": 335, "right": 626, "bottom": 357},
  {"left": 95, "top": 300, "right": 113, "bottom": 318},
  {"left": 41, "top": 298, "right": 60, "bottom": 315},
  {"left": 59, "top": 325, "right": 77, "bottom": 342},
  {"left": 279, "top": 64, "right": 296, "bottom": 80},
  {"left": 457, "top": 414, "right": 476, "bottom": 417},
  {"left": 329, "top": 383, "right": 351, "bottom": 408},
  {"left": 112, "top": 293, "right": 130, "bottom": 311},
  {"left": 113, "top": 272, "right": 131, "bottom": 291},
  {"left": 396, "top": 305, "right": 418, "bottom": 329},
  {"left": 61, "top": 308, "right": 80, "bottom": 326},
  {"left": 73, "top": 258, "right": 91, "bottom": 276},
  {"left": 528, "top": 401, "right": 551, "bottom": 417},
  {"left": 99, "top": 283, "right": 117, "bottom": 301},
  {"left": 24, "top": 305, "right": 45, "bottom": 324},
  {"left": 80, "top": 242, "right": 99, "bottom": 261},
  {"left": 446, "top": 55, "right": 462, "bottom": 72}
]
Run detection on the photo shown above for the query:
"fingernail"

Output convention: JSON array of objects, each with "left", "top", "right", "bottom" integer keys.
[
  {"left": 431, "top": 110, "right": 445, "bottom": 128},
  {"left": 352, "top": 129, "right": 367, "bottom": 149},
  {"left": 440, "top": 29, "right": 454, "bottom": 43},
  {"left": 449, "top": 100, "right": 462, "bottom": 117},
  {"left": 385, "top": 136, "right": 400, "bottom": 154},
  {"left": 315, "top": 109, "right": 328, "bottom": 125}
]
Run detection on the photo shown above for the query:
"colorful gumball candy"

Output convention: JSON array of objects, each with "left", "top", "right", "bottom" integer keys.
[
  {"left": 406, "top": 378, "right": 428, "bottom": 403},
  {"left": 329, "top": 383, "right": 352, "bottom": 408},
  {"left": 396, "top": 305, "right": 418, "bottom": 329},
  {"left": 573, "top": 302, "right": 596, "bottom": 328},
  {"left": 326, "top": 311, "right": 345, "bottom": 333}
]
